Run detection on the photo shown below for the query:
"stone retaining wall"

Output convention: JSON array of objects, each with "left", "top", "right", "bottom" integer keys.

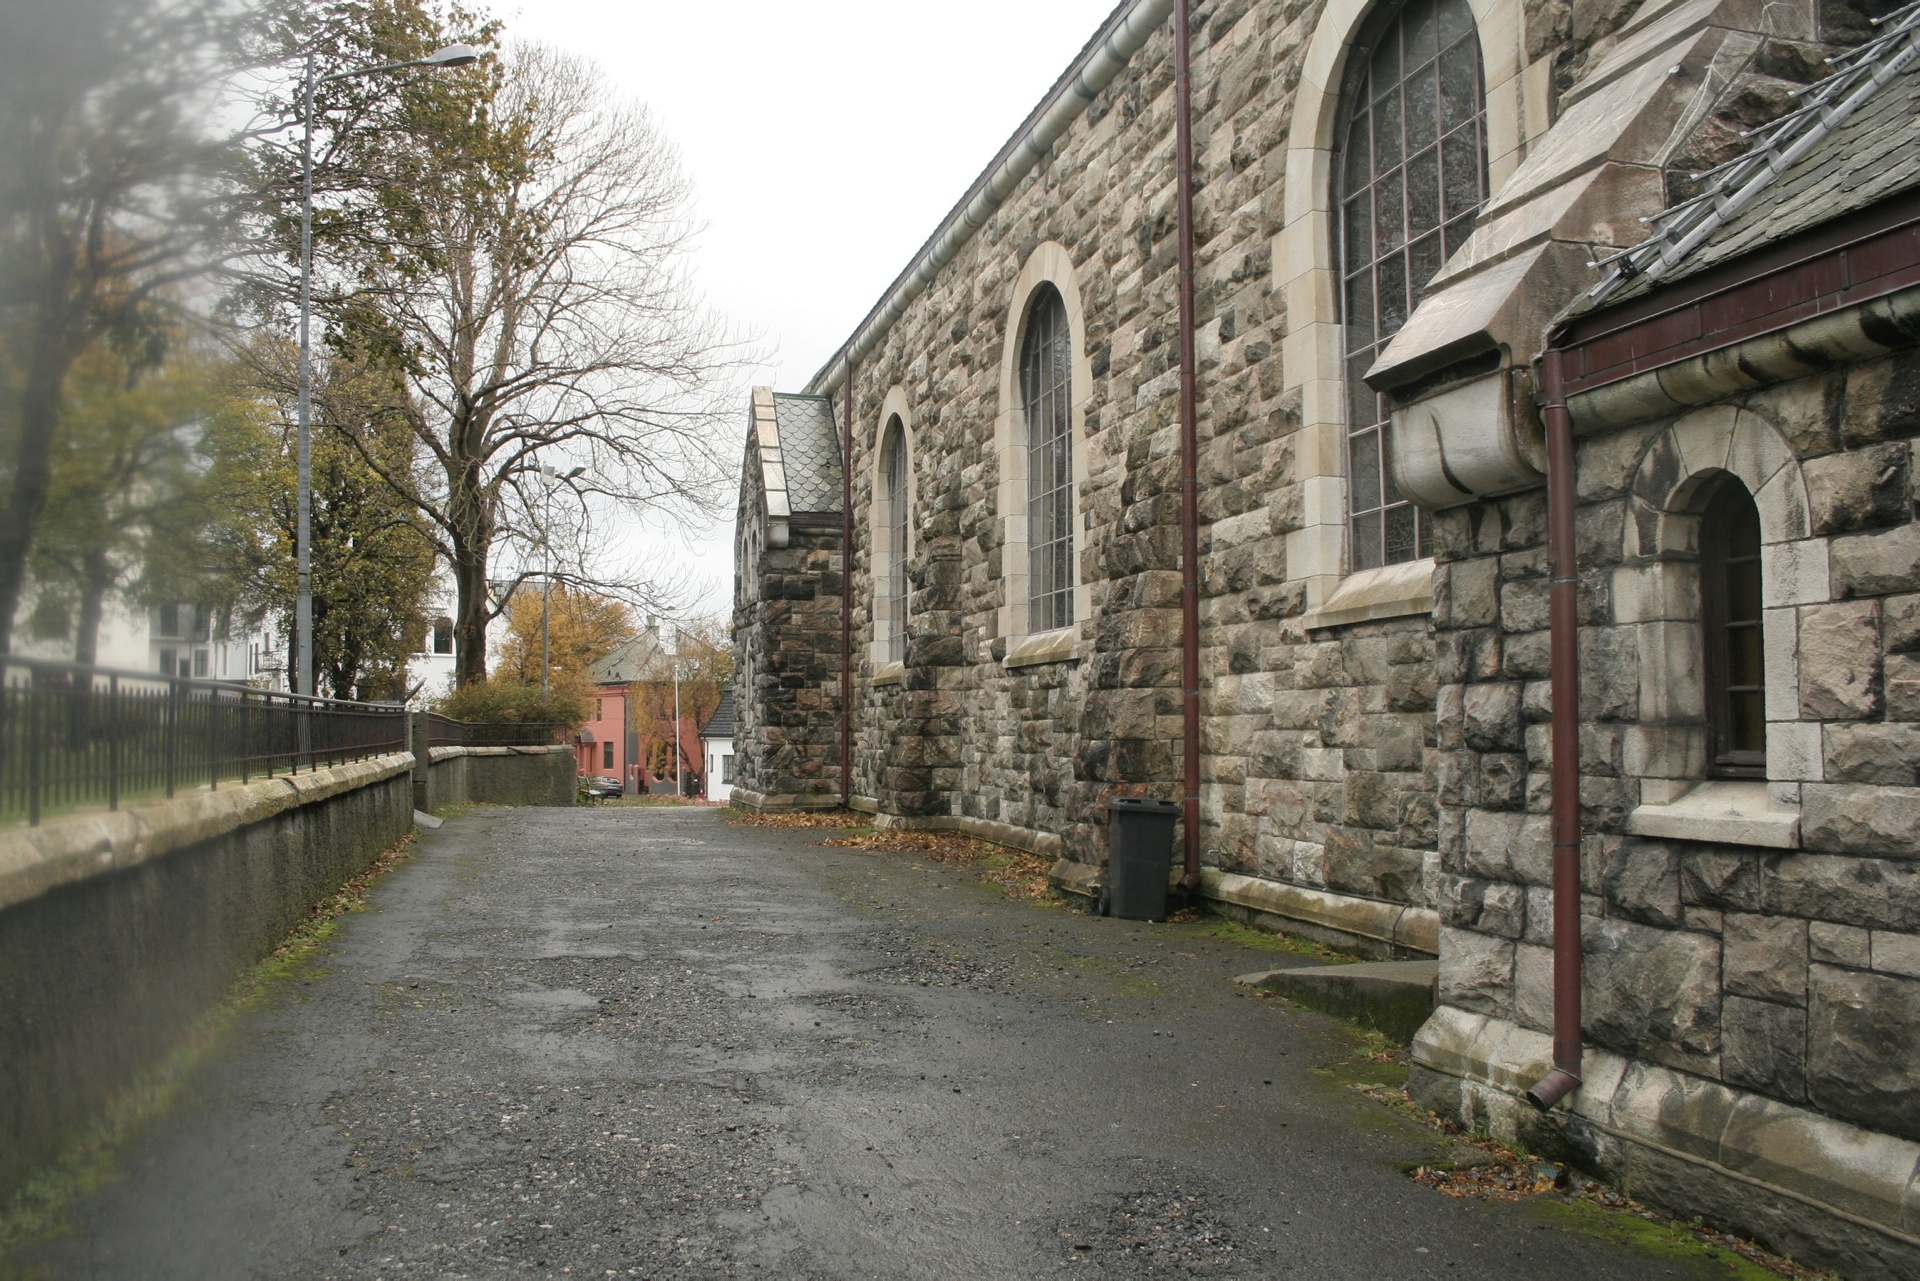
[
  {"left": 416, "top": 745, "right": 576, "bottom": 812},
  {"left": 0, "top": 754, "right": 414, "bottom": 1205}
]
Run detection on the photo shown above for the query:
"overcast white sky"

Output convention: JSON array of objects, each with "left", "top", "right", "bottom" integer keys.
[{"left": 506, "top": 0, "right": 1123, "bottom": 618}]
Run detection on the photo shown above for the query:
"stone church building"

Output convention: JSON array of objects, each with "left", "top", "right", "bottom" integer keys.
[{"left": 731, "top": 0, "right": 1920, "bottom": 1270}]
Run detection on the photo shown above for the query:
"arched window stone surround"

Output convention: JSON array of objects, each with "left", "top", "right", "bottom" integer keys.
[
  {"left": 1615, "top": 404, "right": 1816, "bottom": 849},
  {"left": 996, "top": 241, "right": 1092, "bottom": 666},
  {"left": 870, "top": 386, "right": 915, "bottom": 685},
  {"left": 1276, "top": 0, "right": 1537, "bottom": 627}
]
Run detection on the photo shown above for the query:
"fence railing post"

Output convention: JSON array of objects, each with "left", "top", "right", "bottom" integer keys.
[
  {"left": 27, "top": 672, "right": 42, "bottom": 827},
  {"left": 108, "top": 674, "right": 120, "bottom": 812},
  {"left": 164, "top": 676, "right": 179, "bottom": 800}
]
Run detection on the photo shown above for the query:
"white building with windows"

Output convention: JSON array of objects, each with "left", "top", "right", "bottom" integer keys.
[{"left": 698, "top": 688, "right": 736, "bottom": 804}]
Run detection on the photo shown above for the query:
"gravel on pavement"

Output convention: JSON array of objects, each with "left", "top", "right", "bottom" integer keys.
[{"left": 22, "top": 806, "right": 1734, "bottom": 1279}]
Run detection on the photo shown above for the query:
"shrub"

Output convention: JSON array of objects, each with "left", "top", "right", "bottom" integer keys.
[{"left": 434, "top": 677, "right": 588, "bottom": 728}]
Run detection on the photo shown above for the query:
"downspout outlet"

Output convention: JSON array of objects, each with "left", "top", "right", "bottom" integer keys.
[{"left": 1525, "top": 1067, "right": 1581, "bottom": 1113}]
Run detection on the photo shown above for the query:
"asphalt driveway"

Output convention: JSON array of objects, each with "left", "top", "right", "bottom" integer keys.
[{"left": 22, "top": 806, "right": 1719, "bottom": 1279}]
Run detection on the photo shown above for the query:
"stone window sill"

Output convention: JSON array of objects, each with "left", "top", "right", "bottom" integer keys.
[
  {"left": 1301, "top": 557, "right": 1435, "bottom": 630},
  {"left": 872, "top": 661, "right": 904, "bottom": 687},
  {"left": 1004, "top": 626, "right": 1077, "bottom": 669},
  {"left": 1626, "top": 780, "right": 1800, "bottom": 850}
]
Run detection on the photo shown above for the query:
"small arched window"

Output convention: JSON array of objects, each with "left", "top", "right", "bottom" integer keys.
[
  {"left": 879, "top": 416, "right": 910, "bottom": 662},
  {"left": 1022, "top": 285, "right": 1074, "bottom": 632},
  {"left": 1336, "top": 0, "right": 1486, "bottom": 570},
  {"left": 1700, "top": 477, "right": 1765, "bottom": 776}
]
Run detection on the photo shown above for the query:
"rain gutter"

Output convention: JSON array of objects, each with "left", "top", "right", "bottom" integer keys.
[
  {"left": 841, "top": 360, "right": 854, "bottom": 810},
  {"left": 1173, "top": 0, "right": 1201, "bottom": 894},
  {"left": 1527, "top": 341, "right": 1583, "bottom": 1112},
  {"left": 806, "top": 0, "right": 1176, "bottom": 396}
]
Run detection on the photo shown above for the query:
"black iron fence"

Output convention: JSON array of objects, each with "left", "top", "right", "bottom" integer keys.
[
  {"left": 1, "top": 655, "right": 407, "bottom": 827},
  {"left": 421, "top": 713, "right": 562, "bottom": 749}
]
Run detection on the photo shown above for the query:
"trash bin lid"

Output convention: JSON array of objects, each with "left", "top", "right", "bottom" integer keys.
[{"left": 1108, "top": 796, "right": 1181, "bottom": 814}]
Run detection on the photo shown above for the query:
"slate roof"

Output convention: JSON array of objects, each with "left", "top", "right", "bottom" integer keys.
[
  {"left": 699, "top": 688, "right": 735, "bottom": 740},
  {"left": 1590, "top": 0, "right": 1920, "bottom": 306},
  {"left": 590, "top": 631, "right": 665, "bottom": 684},
  {"left": 1664, "top": 57, "right": 1920, "bottom": 284},
  {"left": 772, "top": 394, "right": 843, "bottom": 513}
]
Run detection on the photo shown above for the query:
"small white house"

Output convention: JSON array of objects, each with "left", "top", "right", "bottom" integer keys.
[{"left": 698, "top": 688, "right": 735, "bottom": 804}]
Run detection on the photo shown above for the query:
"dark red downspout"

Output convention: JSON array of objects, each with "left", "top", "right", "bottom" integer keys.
[
  {"left": 1173, "top": 0, "right": 1202, "bottom": 894},
  {"left": 841, "top": 360, "right": 855, "bottom": 811},
  {"left": 1528, "top": 342, "right": 1583, "bottom": 1111}
]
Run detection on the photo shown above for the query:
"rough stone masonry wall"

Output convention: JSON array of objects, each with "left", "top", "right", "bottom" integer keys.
[
  {"left": 733, "top": 515, "right": 846, "bottom": 811},
  {"left": 829, "top": 0, "right": 1538, "bottom": 913},
  {"left": 1411, "top": 353, "right": 1920, "bottom": 1275}
]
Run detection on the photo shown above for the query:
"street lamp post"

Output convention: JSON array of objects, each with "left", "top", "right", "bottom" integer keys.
[
  {"left": 672, "top": 626, "right": 682, "bottom": 797},
  {"left": 294, "top": 42, "right": 479, "bottom": 697}
]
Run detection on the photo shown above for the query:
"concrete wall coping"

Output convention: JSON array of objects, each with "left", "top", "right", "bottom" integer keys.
[
  {"left": 426, "top": 744, "right": 572, "bottom": 763},
  {"left": 1201, "top": 868, "right": 1441, "bottom": 954},
  {"left": 1038, "top": 862, "right": 1441, "bottom": 955},
  {"left": 0, "top": 752, "right": 415, "bottom": 916},
  {"left": 728, "top": 786, "right": 843, "bottom": 814}
]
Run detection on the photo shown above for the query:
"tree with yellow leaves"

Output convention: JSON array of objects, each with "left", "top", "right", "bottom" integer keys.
[{"left": 494, "top": 585, "right": 633, "bottom": 693}]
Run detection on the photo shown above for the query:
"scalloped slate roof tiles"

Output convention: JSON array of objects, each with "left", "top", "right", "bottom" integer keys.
[{"left": 774, "top": 394, "right": 843, "bottom": 513}]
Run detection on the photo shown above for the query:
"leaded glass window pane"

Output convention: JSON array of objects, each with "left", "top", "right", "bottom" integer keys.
[
  {"left": 1023, "top": 287, "right": 1074, "bottom": 632},
  {"left": 1702, "top": 478, "right": 1766, "bottom": 775},
  {"left": 882, "top": 419, "right": 909, "bottom": 663},
  {"left": 1336, "top": 0, "right": 1487, "bottom": 571}
]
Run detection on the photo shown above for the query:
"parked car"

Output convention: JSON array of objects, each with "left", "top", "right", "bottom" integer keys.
[{"left": 580, "top": 775, "right": 624, "bottom": 800}]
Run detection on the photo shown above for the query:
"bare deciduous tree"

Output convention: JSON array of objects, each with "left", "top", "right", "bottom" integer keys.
[{"left": 264, "top": 37, "right": 741, "bottom": 687}]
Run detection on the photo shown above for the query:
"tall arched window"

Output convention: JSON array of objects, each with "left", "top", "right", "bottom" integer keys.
[
  {"left": 879, "top": 416, "right": 909, "bottom": 662},
  {"left": 1022, "top": 285, "right": 1074, "bottom": 632},
  {"left": 1336, "top": 0, "right": 1486, "bottom": 570},
  {"left": 1700, "top": 476, "right": 1765, "bottom": 776}
]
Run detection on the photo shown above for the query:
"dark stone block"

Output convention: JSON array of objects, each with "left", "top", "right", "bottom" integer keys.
[
  {"left": 1604, "top": 838, "right": 1684, "bottom": 927},
  {"left": 1808, "top": 963, "right": 1920, "bottom": 1142},
  {"left": 1721, "top": 995, "right": 1808, "bottom": 1102},
  {"left": 1805, "top": 441, "right": 1911, "bottom": 535},
  {"left": 1681, "top": 850, "right": 1762, "bottom": 911},
  {"left": 1582, "top": 918, "right": 1721, "bottom": 1069}
]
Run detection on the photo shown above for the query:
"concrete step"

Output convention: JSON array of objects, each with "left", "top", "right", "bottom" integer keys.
[{"left": 1235, "top": 959, "right": 1438, "bottom": 1043}]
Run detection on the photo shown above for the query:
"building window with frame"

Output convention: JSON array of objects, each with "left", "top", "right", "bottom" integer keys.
[
  {"left": 431, "top": 617, "right": 454, "bottom": 655},
  {"left": 1700, "top": 476, "right": 1765, "bottom": 776},
  {"left": 603, "top": 741, "right": 615, "bottom": 771},
  {"left": 1023, "top": 285, "right": 1074, "bottom": 632},
  {"left": 1336, "top": 0, "right": 1486, "bottom": 571},
  {"left": 880, "top": 416, "right": 910, "bottom": 662}
]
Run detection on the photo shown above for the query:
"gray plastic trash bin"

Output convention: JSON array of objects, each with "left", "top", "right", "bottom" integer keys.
[{"left": 1106, "top": 797, "right": 1180, "bottom": 920}]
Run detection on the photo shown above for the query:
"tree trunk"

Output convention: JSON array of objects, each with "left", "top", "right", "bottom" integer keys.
[
  {"left": 452, "top": 540, "right": 492, "bottom": 688},
  {"left": 73, "top": 545, "right": 112, "bottom": 668},
  {"left": 447, "top": 435, "right": 495, "bottom": 689},
  {"left": 0, "top": 264, "right": 80, "bottom": 655}
]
